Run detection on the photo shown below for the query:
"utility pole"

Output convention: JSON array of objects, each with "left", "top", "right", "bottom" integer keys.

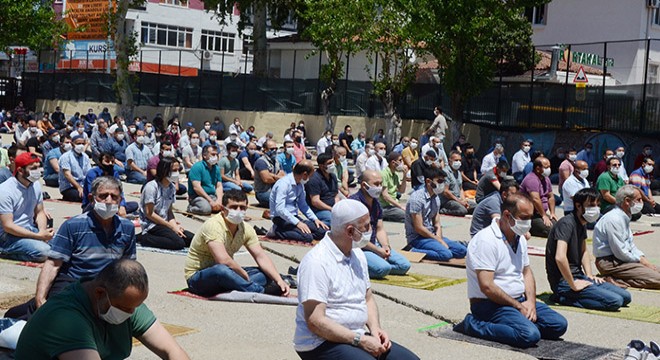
[{"left": 106, "top": 0, "right": 112, "bottom": 74}]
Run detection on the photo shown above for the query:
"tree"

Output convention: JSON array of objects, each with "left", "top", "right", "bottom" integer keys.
[
  {"left": 416, "top": 0, "right": 547, "bottom": 142},
  {"left": 0, "top": 0, "right": 66, "bottom": 52}
]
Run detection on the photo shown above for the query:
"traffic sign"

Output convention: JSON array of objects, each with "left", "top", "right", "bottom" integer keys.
[{"left": 573, "top": 66, "right": 588, "bottom": 83}]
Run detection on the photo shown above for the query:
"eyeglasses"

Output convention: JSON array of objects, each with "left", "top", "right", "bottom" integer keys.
[{"left": 610, "top": 164, "right": 621, "bottom": 168}]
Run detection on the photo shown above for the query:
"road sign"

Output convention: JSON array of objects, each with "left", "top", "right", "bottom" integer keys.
[{"left": 573, "top": 66, "right": 588, "bottom": 83}]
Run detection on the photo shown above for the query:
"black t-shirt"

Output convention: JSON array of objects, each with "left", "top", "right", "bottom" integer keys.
[
  {"left": 475, "top": 171, "right": 498, "bottom": 203},
  {"left": 461, "top": 156, "right": 481, "bottom": 181},
  {"left": 410, "top": 158, "right": 431, "bottom": 188},
  {"left": 305, "top": 170, "right": 338, "bottom": 212},
  {"left": 550, "top": 155, "right": 564, "bottom": 173},
  {"left": 545, "top": 213, "right": 586, "bottom": 292},
  {"left": 338, "top": 132, "right": 354, "bottom": 150},
  {"left": 26, "top": 137, "right": 43, "bottom": 154}
]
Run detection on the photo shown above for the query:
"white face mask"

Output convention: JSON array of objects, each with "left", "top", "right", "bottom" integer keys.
[
  {"left": 162, "top": 150, "right": 174, "bottom": 158},
  {"left": 377, "top": 149, "right": 386, "bottom": 157},
  {"left": 630, "top": 201, "right": 643, "bottom": 215},
  {"left": 116, "top": 134, "right": 125, "bottom": 141},
  {"left": 136, "top": 136, "right": 145, "bottom": 145},
  {"left": 568, "top": 154, "right": 577, "bottom": 161},
  {"left": 609, "top": 168, "right": 619, "bottom": 176},
  {"left": 168, "top": 172, "right": 179, "bottom": 184},
  {"left": 365, "top": 183, "right": 382, "bottom": 199},
  {"left": 74, "top": 144, "right": 85, "bottom": 154},
  {"left": 583, "top": 206, "right": 600, "bottom": 223},
  {"left": 129, "top": 127, "right": 136, "bottom": 134},
  {"left": 410, "top": 142, "right": 418, "bottom": 149},
  {"left": 644, "top": 165, "right": 654, "bottom": 174},
  {"left": 579, "top": 169, "right": 589, "bottom": 179},
  {"left": 209, "top": 135, "right": 217, "bottom": 142},
  {"left": 204, "top": 125, "right": 211, "bottom": 131},
  {"left": 367, "top": 149, "right": 376, "bottom": 156},
  {"left": 145, "top": 127, "right": 153, "bottom": 134},
  {"left": 286, "top": 147, "right": 295, "bottom": 155},
  {"left": 230, "top": 135, "right": 237, "bottom": 141},
  {"left": 52, "top": 135, "right": 60, "bottom": 143},
  {"left": 425, "top": 159, "right": 434, "bottom": 166},
  {"left": 352, "top": 228, "right": 372, "bottom": 248},
  {"left": 98, "top": 292, "right": 132, "bottom": 325},
  {"left": 326, "top": 164, "right": 336, "bottom": 173},
  {"left": 509, "top": 215, "right": 532, "bottom": 237},
  {"left": 542, "top": 167, "right": 551, "bottom": 178},
  {"left": 432, "top": 181, "right": 445, "bottom": 195},
  {"left": 27, "top": 169, "right": 41, "bottom": 183},
  {"left": 77, "top": 128, "right": 84, "bottom": 134},
  {"left": 451, "top": 161, "right": 462, "bottom": 170},
  {"left": 300, "top": 176, "right": 310, "bottom": 185},
  {"left": 94, "top": 202, "right": 119, "bottom": 220},
  {"left": 616, "top": 151, "right": 625, "bottom": 158},
  {"left": 226, "top": 209, "right": 246, "bottom": 224},
  {"left": 191, "top": 138, "right": 200, "bottom": 146},
  {"left": 63, "top": 143, "right": 73, "bottom": 152},
  {"left": 522, "top": 146, "right": 531, "bottom": 153},
  {"left": 396, "top": 163, "right": 405, "bottom": 172},
  {"left": 339, "top": 156, "right": 347, "bottom": 163},
  {"left": 229, "top": 151, "right": 238, "bottom": 158},
  {"left": 207, "top": 155, "right": 218, "bottom": 165},
  {"left": 332, "top": 140, "right": 340, "bottom": 145}
]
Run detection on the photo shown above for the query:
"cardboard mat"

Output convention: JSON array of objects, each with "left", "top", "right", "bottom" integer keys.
[
  {"left": 168, "top": 289, "right": 297, "bottom": 305},
  {"left": 399, "top": 250, "right": 467, "bottom": 268},
  {"left": 132, "top": 322, "right": 198, "bottom": 347},
  {"left": 370, "top": 273, "right": 466, "bottom": 291},
  {"left": 538, "top": 293, "right": 660, "bottom": 324}
]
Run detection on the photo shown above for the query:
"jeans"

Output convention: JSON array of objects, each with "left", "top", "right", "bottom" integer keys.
[
  {"left": 297, "top": 340, "right": 419, "bottom": 360},
  {"left": 255, "top": 191, "right": 270, "bottom": 207},
  {"left": 43, "top": 174, "right": 59, "bottom": 187},
  {"left": 363, "top": 247, "right": 411, "bottom": 279},
  {"left": 553, "top": 275, "right": 632, "bottom": 311},
  {"left": 462, "top": 297, "right": 568, "bottom": 348},
  {"left": 438, "top": 199, "right": 468, "bottom": 217},
  {"left": 0, "top": 226, "right": 50, "bottom": 262},
  {"left": 382, "top": 206, "right": 405, "bottom": 223},
  {"left": 408, "top": 237, "right": 467, "bottom": 261},
  {"left": 271, "top": 216, "right": 326, "bottom": 243},
  {"left": 137, "top": 224, "right": 194, "bottom": 250},
  {"left": 176, "top": 183, "right": 187, "bottom": 196},
  {"left": 187, "top": 265, "right": 268, "bottom": 297},
  {"left": 223, "top": 181, "right": 254, "bottom": 193},
  {"left": 314, "top": 210, "right": 332, "bottom": 227},
  {"left": 61, "top": 187, "right": 82, "bottom": 202},
  {"left": 126, "top": 170, "right": 147, "bottom": 184}
]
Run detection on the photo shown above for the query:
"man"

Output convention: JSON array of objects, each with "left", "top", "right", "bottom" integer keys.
[
  {"left": 184, "top": 190, "right": 290, "bottom": 297},
  {"left": 351, "top": 170, "right": 411, "bottom": 279},
  {"left": 350, "top": 132, "right": 366, "bottom": 158},
  {"left": 511, "top": 140, "right": 532, "bottom": 183},
  {"left": 291, "top": 129, "right": 308, "bottom": 163},
  {"left": 82, "top": 152, "right": 137, "bottom": 216},
  {"left": 317, "top": 130, "right": 333, "bottom": 155},
  {"left": 125, "top": 129, "right": 154, "bottom": 184},
  {"left": 615, "top": 146, "right": 629, "bottom": 183},
  {"left": 0, "top": 145, "right": 27, "bottom": 184},
  {"left": 257, "top": 131, "right": 274, "bottom": 149},
  {"left": 187, "top": 145, "right": 223, "bottom": 215},
  {"left": 594, "top": 186, "right": 660, "bottom": 289},
  {"left": 597, "top": 156, "right": 626, "bottom": 214},
  {"left": 594, "top": 149, "right": 614, "bottom": 180},
  {"left": 440, "top": 150, "right": 472, "bottom": 217},
  {"left": 40, "top": 129, "right": 60, "bottom": 156},
  {"left": 338, "top": 125, "right": 354, "bottom": 159},
  {"left": 253, "top": 140, "right": 285, "bottom": 208},
  {"left": 365, "top": 142, "right": 388, "bottom": 172},
  {"left": 5, "top": 177, "right": 137, "bottom": 320},
  {"left": 630, "top": 157, "right": 660, "bottom": 214},
  {"left": 519, "top": 157, "right": 557, "bottom": 238},
  {"left": 201, "top": 129, "right": 221, "bottom": 148},
  {"left": 458, "top": 194, "right": 568, "bottom": 348},
  {"left": 98, "top": 106, "right": 111, "bottom": 122},
  {"left": 239, "top": 125, "right": 255, "bottom": 144},
  {"left": 15, "top": 260, "right": 190, "bottom": 359},
  {"left": 480, "top": 142, "right": 505, "bottom": 175},
  {"left": 199, "top": 120, "right": 212, "bottom": 141},
  {"left": 305, "top": 154, "right": 339, "bottom": 227},
  {"left": 355, "top": 143, "right": 375, "bottom": 180},
  {"left": 429, "top": 106, "right": 448, "bottom": 139},
  {"left": 401, "top": 137, "right": 418, "bottom": 169},
  {"left": 59, "top": 135, "right": 92, "bottom": 202},
  {"left": 633, "top": 144, "right": 652, "bottom": 170},
  {"left": 576, "top": 142, "right": 595, "bottom": 169},
  {"left": 461, "top": 144, "right": 480, "bottom": 191},
  {"left": 238, "top": 141, "right": 259, "bottom": 180},
  {"left": 43, "top": 134, "right": 71, "bottom": 187},
  {"left": 0, "top": 153, "right": 52, "bottom": 262},
  {"left": 475, "top": 160, "right": 509, "bottom": 203},
  {"left": 182, "top": 131, "right": 203, "bottom": 172},
  {"left": 470, "top": 180, "right": 519, "bottom": 238},
  {"left": 224, "top": 130, "right": 246, "bottom": 153},
  {"left": 372, "top": 128, "right": 386, "bottom": 144},
  {"left": 405, "top": 167, "right": 467, "bottom": 261},
  {"left": 410, "top": 150, "right": 437, "bottom": 191},
  {"left": 269, "top": 160, "right": 328, "bottom": 242},
  {"left": 220, "top": 142, "right": 253, "bottom": 193},
  {"left": 333, "top": 146, "right": 351, "bottom": 198},
  {"left": 379, "top": 153, "right": 407, "bottom": 222},
  {"left": 165, "top": 121, "right": 181, "bottom": 152},
  {"left": 103, "top": 127, "right": 128, "bottom": 175},
  {"left": 19, "top": 119, "right": 43, "bottom": 147},
  {"left": 562, "top": 160, "right": 590, "bottom": 215},
  {"left": 90, "top": 118, "right": 110, "bottom": 161},
  {"left": 421, "top": 136, "right": 447, "bottom": 166},
  {"left": 392, "top": 136, "right": 410, "bottom": 154},
  {"left": 51, "top": 105, "right": 65, "bottom": 130},
  {"left": 546, "top": 188, "right": 632, "bottom": 311},
  {"left": 277, "top": 140, "right": 297, "bottom": 174},
  {"left": 558, "top": 148, "right": 578, "bottom": 194},
  {"left": 294, "top": 199, "right": 419, "bottom": 359}
]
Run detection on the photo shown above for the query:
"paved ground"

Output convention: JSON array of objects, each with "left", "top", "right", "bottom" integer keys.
[{"left": 1, "top": 153, "right": 659, "bottom": 358}]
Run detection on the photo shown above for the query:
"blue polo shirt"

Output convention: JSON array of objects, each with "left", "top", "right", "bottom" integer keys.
[
  {"left": 188, "top": 160, "right": 221, "bottom": 197},
  {"left": 349, "top": 190, "right": 382, "bottom": 244},
  {"left": 47, "top": 212, "right": 136, "bottom": 279},
  {"left": 125, "top": 143, "right": 154, "bottom": 171},
  {"left": 276, "top": 153, "right": 296, "bottom": 174},
  {"left": 58, "top": 151, "right": 92, "bottom": 192},
  {"left": 404, "top": 187, "right": 441, "bottom": 243},
  {"left": 0, "top": 177, "right": 43, "bottom": 238},
  {"left": 44, "top": 147, "right": 63, "bottom": 178},
  {"left": 103, "top": 138, "right": 128, "bottom": 162}
]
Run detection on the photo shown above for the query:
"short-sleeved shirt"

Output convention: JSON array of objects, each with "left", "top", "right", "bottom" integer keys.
[
  {"left": 58, "top": 151, "right": 92, "bottom": 192},
  {"left": 125, "top": 143, "right": 154, "bottom": 171},
  {"left": 187, "top": 160, "right": 221, "bottom": 197},
  {"left": 558, "top": 159, "right": 574, "bottom": 190},
  {"left": 184, "top": 214, "right": 259, "bottom": 279},
  {"left": 15, "top": 280, "right": 156, "bottom": 360},
  {"left": 81, "top": 167, "right": 126, "bottom": 209},
  {"left": 305, "top": 170, "right": 338, "bottom": 212},
  {"left": 349, "top": 190, "right": 382, "bottom": 244},
  {"left": 405, "top": 188, "right": 440, "bottom": 243},
  {"left": 461, "top": 157, "right": 480, "bottom": 181},
  {"left": 48, "top": 212, "right": 136, "bottom": 279},
  {"left": 181, "top": 145, "right": 203, "bottom": 168},
  {"left": 444, "top": 167, "right": 463, "bottom": 198},
  {"left": 467, "top": 218, "right": 529, "bottom": 299},
  {"left": 562, "top": 174, "right": 589, "bottom": 212},
  {"left": 338, "top": 132, "right": 354, "bottom": 150},
  {"left": 365, "top": 155, "right": 387, "bottom": 172},
  {"left": 470, "top": 192, "right": 502, "bottom": 237},
  {"left": 146, "top": 155, "right": 161, "bottom": 182},
  {"left": 103, "top": 138, "right": 128, "bottom": 162},
  {"left": 276, "top": 153, "right": 296, "bottom": 174},
  {"left": 238, "top": 150, "right": 259, "bottom": 170},
  {"left": 475, "top": 169, "right": 499, "bottom": 203},
  {"left": 254, "top": 155, "right": 279, "bottom": 194},
  {"left": 293, "top": 235, "right": 370, "bottom": 352},
  {"left": 410, "top": 158, "right": 431, "bottom": 189},
  {"left": 520, "top": 172, "right": 552, "bottom": 213},
  {"left": 629, "top": 167, "right": 652, "bottom": 196},
  {"left": 545, "top": 213, "right": 586, "bottom": 292},
  {"left": 139, "top": 180, "right": 175, "bottom": 231},
  {"left": 596, "top": 171, "right": 625, "bottom": 211},
  {"left": 218, "top": 156, "right": 239, "bottom": 180},
  {"left": 0, "top": 177, "right": 42, "bottom": 237},
  {"left": 401, "top": 147, "right": 419, "bottom": 164},
  {"left": 379, "top": 167, "right": 401, "bottom": 208},
  {"left": 44, "top": 147, "right": 63, "bottom": 178}
]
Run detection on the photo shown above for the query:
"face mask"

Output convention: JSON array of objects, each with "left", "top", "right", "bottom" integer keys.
[
  {"left": 583, "top": 206, "right": 600, "bottom": 223},
  {"left": 352, "top": 228, "right": 371, "bottom": 248},
  {"left": 29, "top": 127, "right": 38, "bottom": 133},
  {"left": 62, "top": 143, "right": 73, "bottom": 152},
  {"left": 498, "top": 170, "right": 508, "bottom": 178},
  {"left": 74, "top": 144, "right": 85, "bottom": 154},
  {"left": 162, "top": 150, "right": 174, "bottom": 158},
  {"left": 52, "top": 135, "right": 60, "bottom": 143},
  {"left": 226, "top": 209, "right": 246, "bottom": 224},
  {"left": 129, "top": 127, "right": 136, "bottom": 134},
  {"left": 325, "top": 135, "right": 332, "bottom": 141},
  {"left": 116, "top": 134, "right": 125, "bottom": 141},
  {"left": 295, "top": 136, "right": 303, "bottom": 143},
  {"left": 207, "top": 155, "right": 218, "bottom": 165},
  {"left": 230, "top": 135, "right": 237, "bottom": 141},
  {"left": 77, "top": 128, "right": 84, "bottom": 134},
  {"left": 451, "top": 161, "right": 462, "bottom": 170},
  {"left": 67, "top": 125, "right": 73, "bottom": 131},
  {"left": 98, "top": 292, "right": 132, "bottom": 325},
  {"left": 339, "top": 156, "right": 346, "bottom": 162},
  {"left": 509, "top": 215, "right": 532, "bottom": 237},
  {"left": 332, "top": 140, "right": 340, "bottom": 145},
  {"left": 286, "top": 147, "right": 295, "bottom": 155},
  {"left": 368, "top": 149, "right": 376, "bottom": 156},
  {"left": 326, "top": 164, "right": 336, "bottom": 173},
  {"left": 522, "top": 146, "right": 531, "bottom": 153},
  {"left": 396, "top": 163, "right": 405, "bottom": 172},
  {"left": 27, "top": 169, "right": 41, "bottom": 183},
  {"left": 168, "top": 172, "right": 179, "bottom": 184},
  {"left": 568, "top": 154, "right": 577, "bottom": 161},
  {"left": 631, "top": 201, "right": 643, "bottom": 215},
  {"left": 171, "top": 129, "right": 178, "bottom": 134},
  {"left": 432, "top": 181, "right": 445, "bottom": 195},
  {"left": 644, "top": 165, "right": 654, "bottom": 174},
  {"left": 616, "top": 151, "right": 625, "bottom": 158},
  {"left": 94, "top": 202, "right": 119, "bottom": 220},
  {"left": 579, "top": 169, "right": 589, "bottom": 179},
  {"left": 585, "top": 148, "right": 592, "bottom": 153},
  {"left": 609, "top": 168, "right": 619, "bottom": 176},
  {"left": 365, "top": 183, "right": 382, "bottom": 199},
  {"left": 377, "top": 149, "right": 386, "bottom": 157},
  {"left": 300, "top": 177, "right": 309, "bottom": 185},
  {"left": 136, "top": 136, "right": 145, "bottom": 144},
  {"left": 191, "top": 138, "right": 200, "bottom": 146},
  {"left": 229, "top": 151, "right": 238, "bottom": 158},
  {"left": 542, "top": 167, "right": 551, "bottom": 177},
  {"left": 204, "top": 125, "right": 211, "bottom": 131},
  {"left": 146, "top": 127, "right": 153, "bottom": 134},
  {"left": 209, "top": 135, "right": 217, "bottom": 142},
  {"left": 645, "top": 149, "right": 653, "bottom": 156},
  {"left": 410, "top": 142, "right": 418, "bottom": 149},
  {"left": 425, "top": 159, "right": 434, "bottom": 166}
]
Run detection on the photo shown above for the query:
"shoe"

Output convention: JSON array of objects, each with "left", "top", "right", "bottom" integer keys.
[
  {"left": 253, "top": 225, "right": 267, "bottom": 236},
  {"left": 625, "top": 340, "right": 646, "bottom": 360},
  {"left": 43, "top": 191, "right": 51, "bottom": 200},
  {"left": 288, "top": 266, "right": 298, "bottom": 275},
  {"left": 281, "top": 274, "right": 297, "bottom": 289},
  {"left": 263, "top": 281, "right": 284, "bottom": 296},
  {"left": 646, "top": 341, "right": 660, "bottom": 360}
]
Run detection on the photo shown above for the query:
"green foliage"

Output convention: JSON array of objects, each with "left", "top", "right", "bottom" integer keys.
[
  {"left": 0, "top": 0, "right": 67, "bottom": 52},
  {"left": 202, "top": 0, "right": 297, "bottom": 33}
]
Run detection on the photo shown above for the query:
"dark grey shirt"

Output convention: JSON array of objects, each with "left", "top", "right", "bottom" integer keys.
[
  {"left": 470, "top": 192, "right": 502, "bottom": 237},
  {"left": 545, "top": 213, "right": 586, "bottom": 292}
]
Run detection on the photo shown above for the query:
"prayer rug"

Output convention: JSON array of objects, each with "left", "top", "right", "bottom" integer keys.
[
  {"left": 168, "top": 289, "right": 297, "bottom": 305},
  {"left": 132, "top": 322, "right": 198, "bottom": 347},
  {"left": 370, "top": 273, "right": 466, "bottom": 291},
  {"left": 0, "top": 258, "right": 43, "bottom": 268},
  {"left": 527, "top": 245, "right": 546, "bottom": 257},
  {"left": 420, "top": 257, "right": 467, "bottom": 268},
  {"left": 538, "top": 293, "right": 660, "bottom": 324},
  {"left": 258, "top": 235, "right": 316, "bottom": 247},
  {"left": 136, "top": 245, "right": 189, "bottom": 256}
]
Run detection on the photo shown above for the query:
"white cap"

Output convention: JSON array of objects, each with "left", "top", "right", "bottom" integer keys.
[{"left": 331, "top": 199, "right": 369, "bottom": 230}]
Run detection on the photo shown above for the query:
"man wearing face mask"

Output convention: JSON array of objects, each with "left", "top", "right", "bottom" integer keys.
[
  {"left": 58, "top": 135, "right": 92, "bottom": 202},
  {"left": 18, "top": 119, "right": 43, "bottom": 147},
  {"left": 511, "top": 140, "right": 532, "bottom": 183},
  {"left": 187, "top": 145, "right": 223, "bottom": 215},
  {"left": 546, "top": 188, "right": 632, "bottom": 310},
  {"left": 593, "top": 185, "right": 660, "bottom": 289},
  {"left": 4, "top": 177, "right": 136, "bottom": 320},
  {"left": 15, "top": 259, "right": 190, "bottom": 359},
  {"left": 102, "top": 127, "right": 128, "bottom": 175},
  {"left": 470, "top": 180, "right": 519, "bottom": 238},
  {"left": 410, "top": 150, "right": 438, "bottom": 191},
  {"left": 520, "top": 157, "right": 557, "bottom": 238},
  {"left": 41, "top": 129, "right": 61, "bottom": 155},
  {"left": 339, "top": 125, "right": 355, "bottom": 159},
  {"left": 613, "top": 146, "right": 629, "bottom": 183},
  {"left": 238, "top": 141, "right": 260, "bottom": 180},
  {"left": 458, "top": 194, "right": 568, "bottom": 348},
  {"left": 202, "top": 129, "right": 220, "bottom": 148},
  {"left": 294, "top": 199, "right": 419, "bottom": 359},
  {"left": 475, "top": 159, "right": 509, "bottom": 203},
  {"left": 0, "top": 153, "right": 52, "bottom": 263},
  {"left": 253, "top": 140, "right": 285, "bottom": 207},
  {"left": 440, "top": 150, "right": 472, "bottom": 217},
  {"left": 365, "top": 142, "right": 388, "bottom": 172},
  {"left": 633, "top": 144, "right": 653, "bottom": 169},
  {"left": 401, "top": 137, "right": 419, "bottom": 169},
  {"left": 317, "top": 130, "right": 333, "bottom": 155},
  {"left": 421, "top": 136, "right": 448, "bottom": 167},
  {"left": 291, "top": 129, "right": 308, "bottom": 162},
  {"left": 393, "top": 136, "right": 410, "bottom": 154},
  {"left": 480, "top": 142, "right": 505, "bottom": 175},
  {"left": 429, "top": 106, "right": 448, "bottom": 139},
  {"left": 125, "top": 129, "right": 154, "bottom": 184},
  {"left": 199, "top": 120, "right": 212, "bottom": 141},
  {"left": 43, "top": 134, "right": 71, "bottom": 188},
  {"left": 558, "top": 147, "right": 577, "bottom": 195},
  {"left": 82, "top": 152, "right": 137, "bottom": 216},
  {"left": 269, "top": 160, "right": 329, "bottom": 242},
  {"left": 277, "top": 140, "right": 297, "bottom": 174},
  {"left": 561, "top": 160, "right": 590, "bottom": 216},
  {"left": 90, "top": 119, "right": 110, "bottom": 161},
  {"left": 630, "top": 157, "right": 660, "bottom": 214},
  {"left": 182, "top": 132, "right": 203, "bottom": 172},
  {"left": 185, "top": 190, "right": 290, "bottom": 296},
  {"left": 355, "top": 143, "right": 375, "bottom": 180},
  {"left": 461, "top": 144, "right": 480, "bottom": 191},
  {"left": 596, "top": 156, "right": 626, "bottom": 215},
  {"left": 219, "top": 142, "right": 253, "bottom": 193},
  {"left": 404, "top": 167, "right": 468, "bottom": 261},
  {"left": 333, "top": 146, "right": 352, "bottom": 198},
  {"left": 224, "top": 130, "right": 246, "bottom": 153},
  {"left": 305, "top": 154, "right": 340, "bottom": 227},
  {"left": 593, "top": 149, "right": 614, "bottom": 180},
  {"left": 576, "top": 142, "right": 595, "bottom": 168},
  {"left": 379, "top": 153, "right": 408, "bottom": 222}
]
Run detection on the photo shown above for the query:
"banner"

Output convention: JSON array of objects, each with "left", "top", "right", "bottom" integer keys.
[
  {"left": 61, "top": 40, "right": 116, "bottom": 60},
  {"left": 64, "top": 0, "right": 117, "bottom": 40}
]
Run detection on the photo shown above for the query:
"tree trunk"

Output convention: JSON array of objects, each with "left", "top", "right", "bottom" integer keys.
[
  {"left": 450, "top": 93, "right": 465, "bottom": 145},
  {"left": 252, "top": 3, "right": 268, "bottom": 77},
  {"left": 381, "top": 89, "right": 401, "bottom": 152},
  {"left": 114, "top": 0, "right": 134, "bottom": 121},
  {"left": 321, "top": 87, "right": 335, "bottom": 133}
]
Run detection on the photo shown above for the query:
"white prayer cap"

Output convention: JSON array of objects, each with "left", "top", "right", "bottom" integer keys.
[{"left": 331, "top": 199, "right": 368, "bottom": 229}]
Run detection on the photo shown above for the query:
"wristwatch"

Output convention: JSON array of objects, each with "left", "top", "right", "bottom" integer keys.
[{"left": 351, "top": 332, "right": 362, "bottom": 347}]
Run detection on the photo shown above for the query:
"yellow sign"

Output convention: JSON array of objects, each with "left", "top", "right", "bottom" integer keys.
[
  {"left": 65, "top": 0, "right": 117, "bottom": 40},
  {"left": 575, "top": 83, "right": 586, "bottom": 88}
]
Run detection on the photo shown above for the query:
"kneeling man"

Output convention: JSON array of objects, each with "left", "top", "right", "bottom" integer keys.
[{"left": 459, "top": 194, "right": 568, "bottom": 348}]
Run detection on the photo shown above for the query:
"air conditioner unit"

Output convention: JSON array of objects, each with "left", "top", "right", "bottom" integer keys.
[
  {"left": 202, "top": 50, "right": 213, "bottom": 61},
  {"left": 649, "top": 0, "right": 659, "bottom": 9}
]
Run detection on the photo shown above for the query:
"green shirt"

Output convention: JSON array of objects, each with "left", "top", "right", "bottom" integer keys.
[
  {"left": 218, "top": 156, "right": 239, "bottom": 181},
  {"left": 596, "top": 171, "right": 625, "bottom": 211},
  {"left": 188, "top": 160, "right": 221, "bottom": 197},
  {"left": 379, "top": 167, "right": 400, "bottom": 208},
  {"left": 15, "top": 280, "right": 156, "bottom": 360}
]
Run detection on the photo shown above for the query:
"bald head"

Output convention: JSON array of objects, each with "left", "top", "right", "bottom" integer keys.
[
  {"left": 293, "top": 160, "right": 315, "bottom": 175},
  {"left": 362, "top": 170, "right": 381, "bottom": 185}
]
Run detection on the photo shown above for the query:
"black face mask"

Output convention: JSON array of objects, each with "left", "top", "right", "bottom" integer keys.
[
  {"left": 101, "top": 164, "right": 114, "bottom": 174},
  {"left": 295, "top": 136, "right": 302, "bottom": 143}
]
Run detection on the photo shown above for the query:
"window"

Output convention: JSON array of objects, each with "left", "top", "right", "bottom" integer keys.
[
  {"left": 648, "top": 64, "right": 659, "bottom": 84},
  {"left": 141, "top": 22, "right": 193, "bottom": 48},
  {"left": 160, "top": 0, "right": 188, "bottom": 6},
  {"left": 201, "top": 30, "right": 236, "bottom": 53},
  {"left": 654, "top": 8, "right": 660, "bottom": 26},
  {"left": 525, "top": 5, "right": 546, "bottom": 25},
  {"left": 242, "top": 35, "right": 253, "bottom": 57}
]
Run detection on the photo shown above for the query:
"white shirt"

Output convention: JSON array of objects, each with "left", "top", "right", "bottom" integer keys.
[
  {"left": 365, "top": 155, "right": 387, "bottom": 172},
  {"left": 511, "top": 149, "right": 530, "bottom": 174},
  {"left": 316, "top": 137, "right": 332, "bottom": 155},
  {"left": 480, "top": 152, "right": 499, "bottom": 174},
  {"left": 108, "top": 123, "right": 128, "bottom": 135},
  {"left": 618, "top": 159, "right": 629, "bottom": 182},
  {"left": 355, "top": 152, "right": 371, "bottom": 179},
  {"left": 467, "top": 218, "right": 529, "bottom": 299},
  {"left": 19, "top": 129, "right": 43, "bottom": 145},
  {"left": 561, "top": 174, "right": 589, "bottom": 212},
  {"left": 294, "top": 235, "right": 370, "bottom": 352},
  {"left": 421, "top": 144, "right": 448, "bottom": 166}
]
